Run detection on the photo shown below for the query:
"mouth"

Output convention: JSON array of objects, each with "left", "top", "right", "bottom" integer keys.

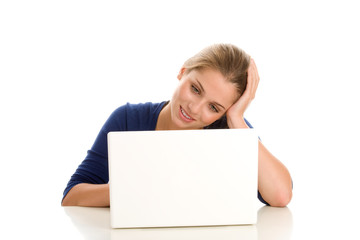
[{"left": 179, "top": 106, "right": 195, "bottom": 122}]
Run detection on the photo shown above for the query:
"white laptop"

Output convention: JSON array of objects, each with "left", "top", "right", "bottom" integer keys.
[{"left": 108, "top": 129, "right": 258, "bottom": 228}]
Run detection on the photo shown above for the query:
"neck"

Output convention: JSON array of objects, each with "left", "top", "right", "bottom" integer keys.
[{"left": 156, "top": 102, "right": 172, "bottom": 130}]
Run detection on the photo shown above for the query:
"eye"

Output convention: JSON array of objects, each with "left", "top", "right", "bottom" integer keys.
[
  {"left": 191, "top": 85, "right": 200, "bottom": 94},
  {"left": 209, "top": 104, "right": 219, "bottom": 113}
]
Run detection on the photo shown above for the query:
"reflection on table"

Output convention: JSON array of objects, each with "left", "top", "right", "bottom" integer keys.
[{"left": 64, "top": 206, "right": 293, "bottom": 240}]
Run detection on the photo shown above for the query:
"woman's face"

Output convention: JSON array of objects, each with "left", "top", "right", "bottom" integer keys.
[{"left": 169, "top": 67, "right": 238, "bottom": 130}]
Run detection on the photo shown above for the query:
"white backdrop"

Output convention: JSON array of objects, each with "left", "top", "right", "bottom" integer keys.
[{"left": 1, "top": 0, "right": 359, "bottom": 236}]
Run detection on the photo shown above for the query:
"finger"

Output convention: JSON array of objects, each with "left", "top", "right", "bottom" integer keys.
[
  {"left": 250, "top": 59, "right": 259, "bottom": 99},
  {"left": 252, "top": 59, "right": 260, "bottom": 84},
  {"left": 243, "top": 63, "right": 253, "bottom": 98},
  {"left": 248, "top": 59, "right": 257, "bottom": 99}
]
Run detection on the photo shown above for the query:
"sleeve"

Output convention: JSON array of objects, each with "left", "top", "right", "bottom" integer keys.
[{"left": 62, "top": 105, "right": 128, "bottom": 202}]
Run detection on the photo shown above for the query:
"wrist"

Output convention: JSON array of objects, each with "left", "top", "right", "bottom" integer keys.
[{"left": 227, "top": 117, "right": 249, "bottom": 129}]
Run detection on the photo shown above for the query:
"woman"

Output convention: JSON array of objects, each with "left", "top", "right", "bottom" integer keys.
[{"left": 62, "top": 44, "right": 293, "bottom": 207}]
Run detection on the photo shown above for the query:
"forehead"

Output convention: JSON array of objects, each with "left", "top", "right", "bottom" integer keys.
[{"left": 187, "top": 68, "right": 239, "bottom": 108}]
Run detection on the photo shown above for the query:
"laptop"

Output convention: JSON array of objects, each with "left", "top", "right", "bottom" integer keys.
[{"left": 108, "top": 129, "right": 258, "bottom": 228}]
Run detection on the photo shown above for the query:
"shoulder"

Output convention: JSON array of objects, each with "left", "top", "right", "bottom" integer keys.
[
  {"left": 104, "top": 101, "right": 167, "bottom": 131},
  {"left": 109, "top": 101, "right": 165, "bottom": 117},
  {"left": 124, "top": 101, "right": 166, "bottom": 114}
]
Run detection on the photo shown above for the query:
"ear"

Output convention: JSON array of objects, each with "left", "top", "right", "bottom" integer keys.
[{"left": 177, "top": 67, "right": 186, "bottom": 81}]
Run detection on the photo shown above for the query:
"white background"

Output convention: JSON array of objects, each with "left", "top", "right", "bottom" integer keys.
[{"left": 1, "top": 0, "right": 360, "bottom": 238}]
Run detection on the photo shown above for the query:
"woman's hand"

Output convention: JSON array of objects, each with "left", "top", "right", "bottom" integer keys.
[
  {"left": 226, "top": 58, "right": 260, "bottom": 128},
  {"left": 226, "top": 59, "right": 292, "bottom": 206}
]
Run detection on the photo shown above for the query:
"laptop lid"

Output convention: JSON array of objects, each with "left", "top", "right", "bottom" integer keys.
[{"left": 108, "top": 129, "right": 258, "bottom": 228}]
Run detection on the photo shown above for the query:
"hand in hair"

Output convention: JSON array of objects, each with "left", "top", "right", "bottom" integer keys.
[
  {"left": 226, "top": 59, "right": 292, "bottom": 206},
  {"left": 226, "top": 58, "right": 260, "bottom": 129}
]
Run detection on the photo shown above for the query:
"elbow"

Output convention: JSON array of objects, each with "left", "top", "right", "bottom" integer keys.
[
  {"left": 62, "top": 184, "right": 82, "bottom": 206},
  {"left": 61, "top": 189, "right": 78, "bottom": 207},
  {"left": 61, "top": 200, "right": 71, "bottom": 207},
  {"left": 270, "top": 189, "right": 292, "bottom": 207},
  {"left": 61, "top": 195, "right": 74, "bottom": 206}
]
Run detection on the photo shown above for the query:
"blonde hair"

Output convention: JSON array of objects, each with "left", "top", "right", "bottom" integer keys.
[{"left": 183, "top": 43, "right": 250, "bottom": 97}]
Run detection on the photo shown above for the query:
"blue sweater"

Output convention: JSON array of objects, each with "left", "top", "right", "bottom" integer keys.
[{"left": 63, "top": 101, "right": 268, "bottom": 205}]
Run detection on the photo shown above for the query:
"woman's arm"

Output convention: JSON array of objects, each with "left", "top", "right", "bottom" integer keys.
[
  {"left": 227, "top": 59, "right": 292, "bottom": 207},
  {"left": 62, "top": 106, "right": 129, "bottom": 207},
  {"left": 228, "top": 117, "right": 292, "bottom": 207},
  {"left": 62, "top": 183, "right": 110, "bottom": 207},
  {"left": 257, "top": 140, "right": 292, "bottom": 207}
]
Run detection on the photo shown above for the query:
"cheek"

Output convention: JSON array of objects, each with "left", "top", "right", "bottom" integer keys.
[
  {"left": 172, "top": 85, "right": 183, "bottom": 102},
  {"left": 177, "top": 84, "right": 194, "bottom": 101},
  {"left": 200, "top": 111, "right": 221, "bottom": 125}
]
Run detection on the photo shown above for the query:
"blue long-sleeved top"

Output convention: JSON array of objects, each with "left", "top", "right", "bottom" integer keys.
[{"left": 63, "top": 101, "right": 269, "bottom": 205}]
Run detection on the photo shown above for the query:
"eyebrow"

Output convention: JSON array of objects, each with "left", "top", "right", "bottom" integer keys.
[{"left": 195, "top": 79, "right": 225, "bottom": 110}]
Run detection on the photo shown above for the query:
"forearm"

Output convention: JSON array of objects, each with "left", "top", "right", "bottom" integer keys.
[
  {"left": 258, "top": 141, "right": 292, "bottom": 207},
  {"left": 228, "top": 117, "right": 292, "bottom": 206},
  {"left": 61, "top": 183, "right": 110, "bottom": 207}
]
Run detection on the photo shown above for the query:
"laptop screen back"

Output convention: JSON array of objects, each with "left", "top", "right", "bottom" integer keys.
[{"left": 108, "top": 129, "right": 258, "bottom": 228}]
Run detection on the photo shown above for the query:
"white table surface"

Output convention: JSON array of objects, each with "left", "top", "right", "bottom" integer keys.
[{"left": 3, "top": 190, "right": 359, "bottom": 240}]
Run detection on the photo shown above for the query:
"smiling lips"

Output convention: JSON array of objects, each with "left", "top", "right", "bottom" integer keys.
[{"left": 179, "top": 106, "right": 195, "bottom": 122}]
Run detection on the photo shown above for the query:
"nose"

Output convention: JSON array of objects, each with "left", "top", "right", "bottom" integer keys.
[{"left": 188, "top": 100, "right": 203, "bottom": 117}]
